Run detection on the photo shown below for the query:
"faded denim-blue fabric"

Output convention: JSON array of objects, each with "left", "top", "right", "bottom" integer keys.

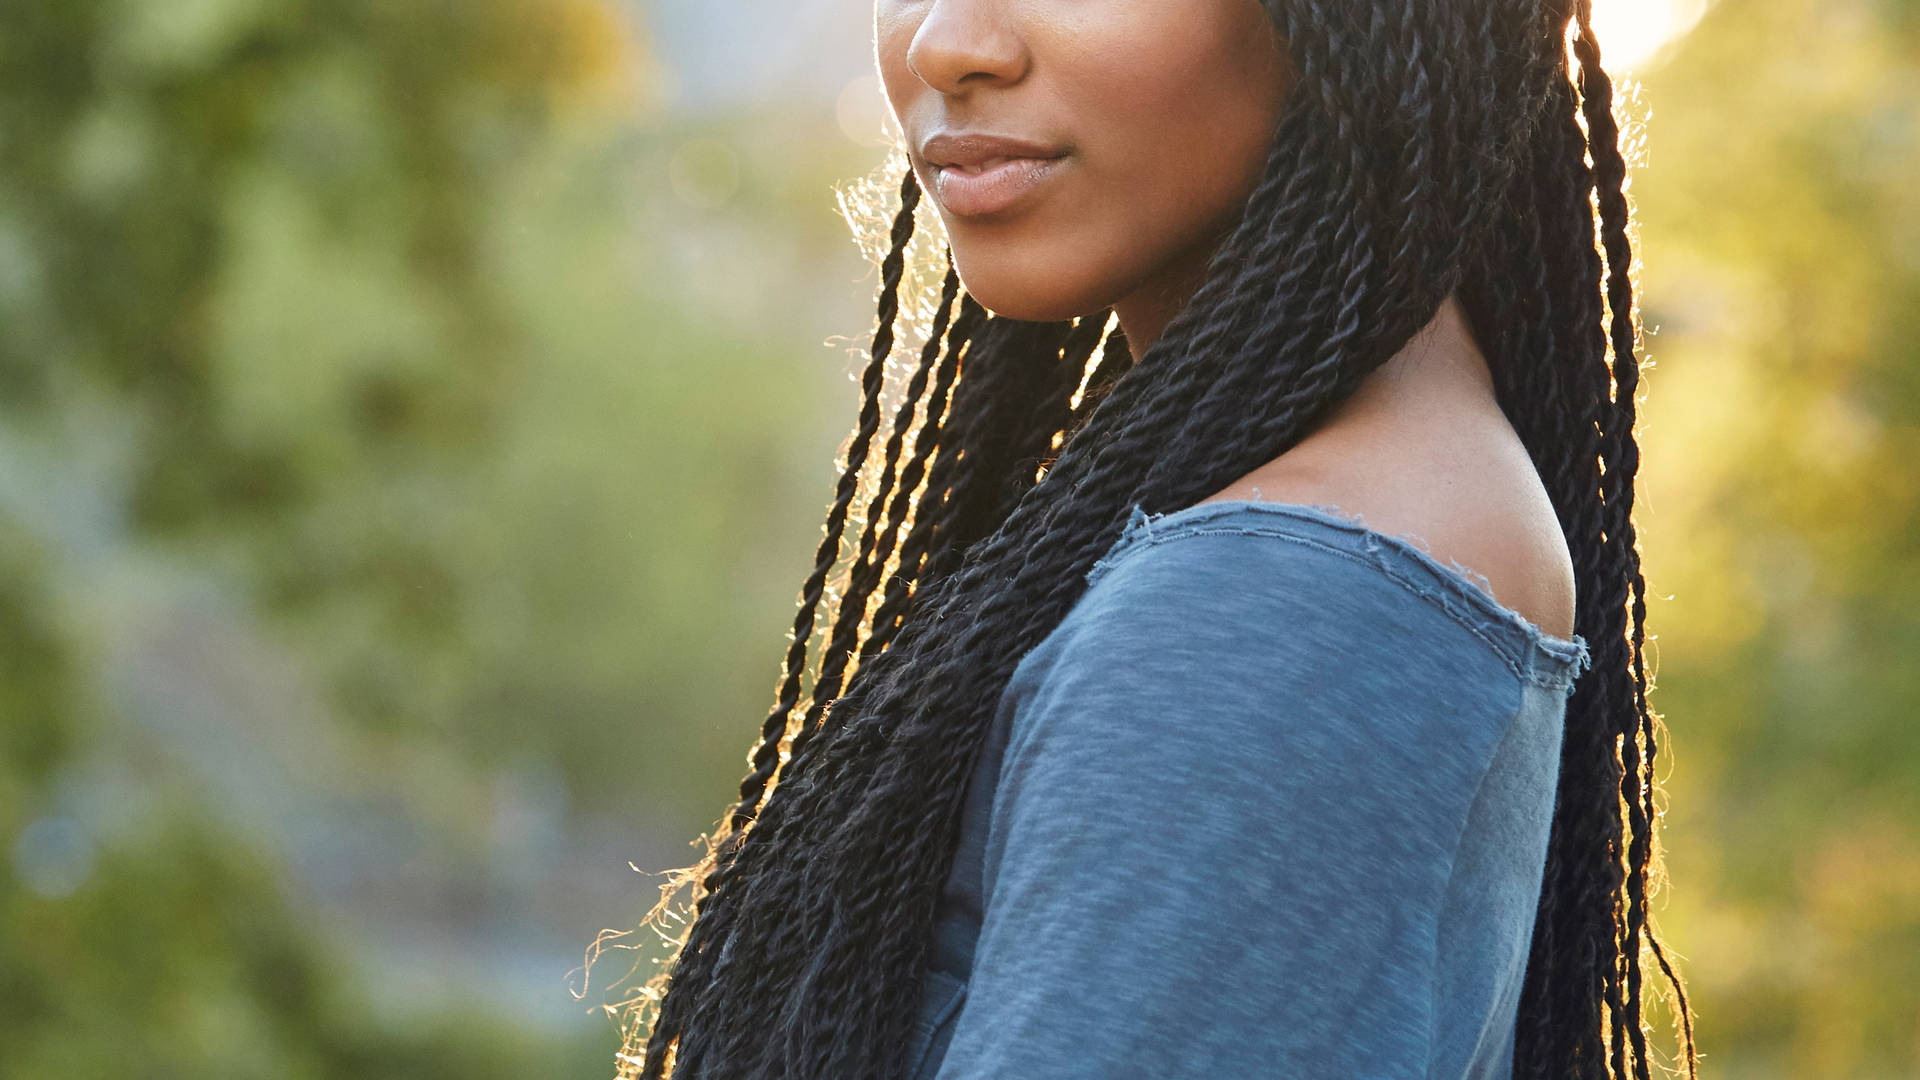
[{"left": 902, "top": 499, "right": 1592, "bottom": 1080}]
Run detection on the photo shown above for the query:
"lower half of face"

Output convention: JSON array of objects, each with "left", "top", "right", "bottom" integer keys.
[{"left": 878, "top": 0, "right": 1294, "bottom": 325}]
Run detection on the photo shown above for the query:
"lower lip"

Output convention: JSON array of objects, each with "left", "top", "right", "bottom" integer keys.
[{"left": 933, "top": 156, "right": 1066, "bottom": 218}]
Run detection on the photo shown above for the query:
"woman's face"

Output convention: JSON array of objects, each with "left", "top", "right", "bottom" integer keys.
[{"left": 875, "top": 0, "right": 1294, "bottom": 343}]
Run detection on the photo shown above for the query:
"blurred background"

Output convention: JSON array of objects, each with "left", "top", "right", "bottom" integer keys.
[{"left": 0, "top": 0, "right": 1913, "bottom": 1076}]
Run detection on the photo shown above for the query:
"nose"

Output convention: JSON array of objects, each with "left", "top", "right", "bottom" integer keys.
[{"left": 905, "top": 0, "right": 1030, "bottom": 94}]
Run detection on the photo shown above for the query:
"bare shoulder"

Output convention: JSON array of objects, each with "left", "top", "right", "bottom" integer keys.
[{"left": 1199, "top": 411, "right": 1578, "bottom": 642}]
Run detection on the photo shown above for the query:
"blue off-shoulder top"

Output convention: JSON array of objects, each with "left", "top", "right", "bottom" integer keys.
[{"left": 901, "top": 499, "right": 1591, "bottom": 1080}]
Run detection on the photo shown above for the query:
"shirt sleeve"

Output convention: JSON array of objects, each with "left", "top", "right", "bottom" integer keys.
[{"left": 929, "top": 529, "right": 1523, "bottom": 1080}]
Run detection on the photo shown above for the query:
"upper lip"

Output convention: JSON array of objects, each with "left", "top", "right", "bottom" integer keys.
[{"left": 920, "top": 131, "right": 1068, "bottom": 172}]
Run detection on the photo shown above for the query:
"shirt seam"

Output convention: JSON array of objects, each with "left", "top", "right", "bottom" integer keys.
[{"left": 1088, "top": 524, "right": 1572, "bottom": 692}]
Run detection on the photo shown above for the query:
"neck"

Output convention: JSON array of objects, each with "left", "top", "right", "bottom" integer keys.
[
  {"left": 1110, "top": 228, "right": 1225, "bottom": 354},
  {"left": 1115, "top": 282, "right": 1499, "bottom": 424},
  {"left": 1329, "top": 293, "right": 1501, "bottom": 425}
]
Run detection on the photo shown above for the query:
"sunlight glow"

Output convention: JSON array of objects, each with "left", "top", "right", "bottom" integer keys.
[{"left": 1589, "top": 0, "right": 1714, "bottom": 70}]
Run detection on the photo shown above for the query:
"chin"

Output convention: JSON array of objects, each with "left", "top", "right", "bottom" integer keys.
[
  {"left": 949, "top": 245, "right": 1111, "bottom": 324},
  {"left": 970, "top": 292, "right": 1094, "bottom": 323}
]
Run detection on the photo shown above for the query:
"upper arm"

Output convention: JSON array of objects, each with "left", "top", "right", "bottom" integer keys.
[{"left": 931, "top": 531, "right": 1521, "bottom": 1079}]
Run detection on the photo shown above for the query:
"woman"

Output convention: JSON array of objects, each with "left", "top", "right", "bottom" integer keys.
[{"left": 612, "top": 0, "right": 1696, "bottom": 1077}]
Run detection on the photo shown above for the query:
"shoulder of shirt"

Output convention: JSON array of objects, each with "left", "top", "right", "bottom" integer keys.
[
  {"left": 1060, "top": 501, "right": 1538, "bottom": 687},
  {"left": 991, "top": 504, "right": 1546, "bottom": 813}
]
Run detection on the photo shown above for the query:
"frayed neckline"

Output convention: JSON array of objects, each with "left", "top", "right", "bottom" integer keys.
[{"left": 1091, "top": 497, "right": 1593, "bottom": 695}]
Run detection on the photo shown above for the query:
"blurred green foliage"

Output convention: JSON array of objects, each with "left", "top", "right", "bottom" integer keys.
[
  {"left": 1634, "top": 0, "right": 1920, "bottom": 1074},
  {"left": 0, "top": 0, "right": 875, "bottom": 1074},
  {"left": 0, "top": 0, "right": 1914, "bottom": 1076}
]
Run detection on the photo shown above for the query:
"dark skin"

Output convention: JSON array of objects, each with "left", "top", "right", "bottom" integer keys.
[{"left": 876, "top": 0, "right": 1576, "bottom": 640}]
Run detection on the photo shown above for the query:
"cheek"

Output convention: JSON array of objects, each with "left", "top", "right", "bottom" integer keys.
[
  {"left": 1050, "top": 13, "right": 1287, "bottom": 273},
  {"left": 1079, "top": 37, "right": 1282, "bottom": 213},
  {"left": 963, "top": 8, "right": 1286, "bottom": 320}
]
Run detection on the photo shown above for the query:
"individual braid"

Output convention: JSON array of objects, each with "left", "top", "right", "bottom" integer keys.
[
  {"left": 802, "top": 256, "right": 963, "bottom": 740},
  {"left": 610, "top": 2, "right": 1698, "bottom": 1077},
  {"left": 724, "top": 168, "right": 921, "bottom": 833},
  {"left": 1570, "top": 2, "right": 1696, "bottom": 1075},
  {"left": 859, "top": 293, "right": 989, "bottom": 662}
]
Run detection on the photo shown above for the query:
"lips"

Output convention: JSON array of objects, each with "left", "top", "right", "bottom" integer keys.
[
  {"left": 932, "top": 156, "right": 1066, "bottom": 217},
  {"left": 919, "top": 132, "right": 1069, "bottom": 218}
]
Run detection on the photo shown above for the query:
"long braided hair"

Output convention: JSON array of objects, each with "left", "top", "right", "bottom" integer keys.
[{"left": 610, "top": 0, "right": 1698, "bottom": 1076}]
